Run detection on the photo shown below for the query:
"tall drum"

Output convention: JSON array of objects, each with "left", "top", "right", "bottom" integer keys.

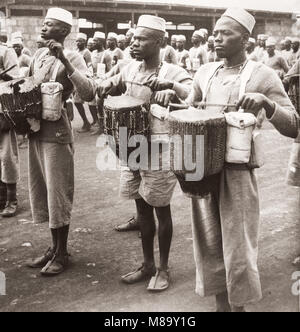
[
  {"left": 0, "top": 77, "right": 42, "bottom": 135},
  {"left": 103, "top": 95, "right": 150, "bottom": 160},
  {"left": 169, "top": 108, "right": 226, "bottom": 198}
]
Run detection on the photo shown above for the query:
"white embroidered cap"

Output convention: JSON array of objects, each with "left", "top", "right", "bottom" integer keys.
[
  {"left": 137, "top": 15, "right": 166, "bottom": 32},
  {"left": 177, "top": 35, "right": 186, "bottom": 42},
  {"left": 117, "top": 34, "right": 126, "bottom": 42},
  {"left": 12, "top": 31, "right": 23, "bottom": 40},
  {"left": 77, "top": 32, "right": 87, "bottom": 41},
  {"left": 265, "top": 37, "right": 276, "bottom": 47},
  {"left": 248, "top": 37, "right": 256, "bottom": 44},
  {"left": 107, "top": 32, "right": 118, "bottom": 40},
  {"left": 222, "top": 7, "right": 256, "bottom": 34},
  {"left": 45, "top": 8, "right": 73, "bottom": 26},
  {"left": 11, "top": 38, "right": 23, "bottom": 46},
  {"left": 93, "top": 31, "right": 105, "bottom": 40}
]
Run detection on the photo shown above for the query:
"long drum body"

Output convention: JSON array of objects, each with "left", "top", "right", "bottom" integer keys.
[
  {"left": 103, "top": 95, "right": 150, "bottom": 160},
  {"left": 0, "top": 77, "right": 42, "bottom": 135},
  {"left": 169, "top": 108, "right": 226, "bottom": 198}
]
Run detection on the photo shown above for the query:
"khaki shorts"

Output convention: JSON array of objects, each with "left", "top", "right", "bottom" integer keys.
[{"left": 120, "top": 167, "right": 177, "bottom": 207}]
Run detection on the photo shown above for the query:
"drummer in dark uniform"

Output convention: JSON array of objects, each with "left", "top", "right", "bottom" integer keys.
[
  {"left": 0, "top": 36, "right": 20, "bottom": 218},
  {"left": 25, "top": 7, "right": 95, "bottom": 276},
  {"left": 98, "top": 15, "right": 192, "bottom": 292},
  {"left": 187, "top": 7, "right": 298, "bottom": 312}
]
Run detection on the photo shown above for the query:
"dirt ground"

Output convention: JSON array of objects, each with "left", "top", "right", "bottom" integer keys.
[{"left": 0, "top": 110, "right": 299, "bottom": 313}]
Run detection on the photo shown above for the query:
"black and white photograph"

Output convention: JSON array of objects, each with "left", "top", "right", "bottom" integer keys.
[{"left": 0, "top": 0, "right": 299, "bottom": 315}]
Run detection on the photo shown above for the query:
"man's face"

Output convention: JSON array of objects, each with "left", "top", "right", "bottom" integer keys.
[
  {"left": 213, "top": 17, "right": 247, "bottom": 59},
  {"left": 126, "top": 31, "right": 134, "bottom": 44},
  {"left": 107, "top": 39, "right": 116, "bottom": 49},
  {"left": 131, "top": 27, "right": 161, "bottom": 61},
  {"left": 266, "top": 45, "right": 275, "bottom": 56},
  {"left": 285, "top": 40, "right": 291, "bottom": 50},
  {"left": 171, "top": 38, "right": 177, "bottom": 47},
  {"left": 41, "top": 18, "right": 67, "bottom": 41},
  {"left": 292, "top": 41, "right": 300, "bottom": 53},
  {"left": 258, "top": 39, "right": 265, "bottom": 47},
  {"left": 176, "top": 41, "right": 184, "bottom": 50},
  {"left": 280, "top": 42, "right": 286, "bottom": 51},
  {"left": 93, "top": 38, "right": 104, "bottom": 49},
  {"left": 76, "top": 38, "right": 86, "bottom": 50},
  {"left": 13, "top": 44, "right": 22, "bottom": 56},
  {"left": 87, "top": 42, "right": 95, "bottom": 51},
  {"left": 117, "top": 40, "right": 125, "bottom": 50},
  {"left": 191, "top": 35, "right": 200, "bottom": 46}
]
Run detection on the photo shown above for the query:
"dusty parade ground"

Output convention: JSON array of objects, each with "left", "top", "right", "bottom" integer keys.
[{"left": 0, "top": 110, "right": 300, "bottom": 313}]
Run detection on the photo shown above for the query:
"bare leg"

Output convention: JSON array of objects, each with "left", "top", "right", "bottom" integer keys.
[
  {"left": 136, "top": 198, "right": 156, "bottom": 268},
  {"left": 89, "top": 105, "right": 99, "bottom": 126},
  {"left": 155, "top": 205, "right": 173, "bottom": 270},
  {"left": 75, "top": 103, "right": 90, "bottom": 131}
]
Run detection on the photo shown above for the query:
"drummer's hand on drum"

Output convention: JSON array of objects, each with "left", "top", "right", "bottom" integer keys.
[
  {"left": 237, "top": 93, "right": 276, "bottom": 119},
  {"left": 97, "top": 80, "right": 114, "bottom": 98},
  {"left": 154, "top": 90, "right": 176, "bottom": 107},
  {"left": 144, "top": 77, "right": 174, "bottom": 91}
]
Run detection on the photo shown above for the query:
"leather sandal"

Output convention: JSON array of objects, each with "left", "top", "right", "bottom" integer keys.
[
  {"left": 115, "top": 217, "right": 140, "bottom": 232},
  {"left": 147, "top": 268, "right": 170, "bottom": 292},
  {"left": 121, "top": 263, "right": 156, "bottom": 284},
  {"left": 26, "top": 247, "right": 55, "bottom": 269},
  {"left": 40, "top": 253, "right": 69, "bottom": 277}
]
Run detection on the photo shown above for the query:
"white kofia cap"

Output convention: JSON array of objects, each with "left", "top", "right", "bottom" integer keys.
[
  {"left": 266, "top": 37, "right": 276, "bottom": 47},
  {"left": 88, "top": 38, "right": 94, "bottom": 44},
  {"left": 77, "top": 32, "right": 87, "bottom": 41},
  {"left": 117, "top": 34, "right": 126, "bottom": 42},
  {"left": 177, "top": 35, "right": 186, "bottom": 42},
  {"left": 12, "top": 38, "right": 23, "bottom": 46},
  {"left": 248, "top": 37, "right": 256, "bottom": 44},
  {"left": 46, "top": 8, "right": 73, "bottom": 26},
  {"left": 137, "top": 15, "right": 166, "bottom": 32},
  {"left": 107, "top": 32, "right": 118, "bottom": 40},
  {"left": 222, "top": 7, "right": 256, "bottom": 34},
  {"left": 199, "top": 28, "right": 208, "bottom": 35},
  {"left": 12, "top": 31, "right": 23, "bottom": 39},
  {"left": 193, "top": 30, "right": 205, "bottom": 39},
  {"left": 93, "top": 31, "right": 105, "bottom": 39}
]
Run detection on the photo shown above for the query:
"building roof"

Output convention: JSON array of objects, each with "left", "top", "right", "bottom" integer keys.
[{"left": 119, "top": 0, "right": 300, "bottom": 14}]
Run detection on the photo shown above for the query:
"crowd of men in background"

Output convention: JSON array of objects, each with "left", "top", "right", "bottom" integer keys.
[{"left": 0, "top": 27, "right": 299, "bottom": 135}]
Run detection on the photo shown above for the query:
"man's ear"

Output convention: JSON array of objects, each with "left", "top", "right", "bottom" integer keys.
[{"left": 242, "top": 33, "right": 250, "bottom": 47}]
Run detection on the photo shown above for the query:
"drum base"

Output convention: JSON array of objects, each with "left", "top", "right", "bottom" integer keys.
[{"left": 176, "top": 172, "right": 221, "bottom": 199}]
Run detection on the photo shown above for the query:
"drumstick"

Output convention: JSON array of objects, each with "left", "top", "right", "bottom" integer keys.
[
  {"left": 0, "top": 65, "right": 17, "bottom": 78},
  {"left": 169, "top": 102, "right": 238, "bottom": 109},
  {"left": 124, "top": 80, "right": 147, "bottom": 87}
]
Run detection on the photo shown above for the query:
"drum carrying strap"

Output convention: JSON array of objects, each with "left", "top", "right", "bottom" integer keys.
[{"left": 202, "top": 60, "right": 257, "bottom": 103}]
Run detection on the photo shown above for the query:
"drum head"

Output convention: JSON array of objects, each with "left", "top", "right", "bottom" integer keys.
[
  {"left": 104, "top": 95, "right": 146, "bottom": 111},
  {"left": 169, "top": 108, "right": 224, "bottom": 123}
]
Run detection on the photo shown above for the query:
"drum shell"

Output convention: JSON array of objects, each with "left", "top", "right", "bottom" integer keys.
[
  {"left": 103, "top": 96, "right": 150, "bottom": 161},
  {"left": 168, "top": 108, "right": 226, "bottom": 198},
  {"left": 169, "top": 111, "right": 226, "bottom": 178},
  {"left": 0, "top": 77, "right": 42, "bottom": 135}
]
